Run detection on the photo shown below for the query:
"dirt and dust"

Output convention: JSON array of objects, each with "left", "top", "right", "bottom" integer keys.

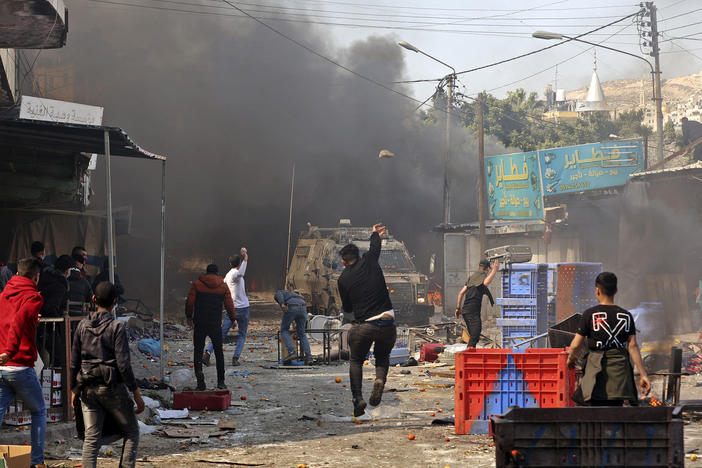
[
  {"left": 13, "top": 304, "right": 702, "bottom": 467},
  {"left": 38, "top": 304, "right": 494, "bottom": 468}
]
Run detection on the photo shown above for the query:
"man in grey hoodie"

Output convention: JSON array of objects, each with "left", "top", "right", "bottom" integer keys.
[{"left": 70, "top": 281, "right": 145, "bottom": 468}]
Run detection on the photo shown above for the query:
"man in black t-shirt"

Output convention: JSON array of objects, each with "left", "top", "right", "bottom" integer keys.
[
  {"left": 454, "top": 259, "right": 499, "bottom": 347},
  {"left": 338, "top": 223, "right": 397, "bottom": 417},
  {"left": 568, "top": 272, "right": 650, "bottom": 406}
]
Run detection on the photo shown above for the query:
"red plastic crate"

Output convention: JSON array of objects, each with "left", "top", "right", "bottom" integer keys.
[
  {"left": 173, "top": 390, "right": 231, "bottom": 410},
  {"left": 454, "top": 348, "right": 575, "bottom": 435}
]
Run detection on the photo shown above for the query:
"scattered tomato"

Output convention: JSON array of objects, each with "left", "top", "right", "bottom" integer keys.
[
  {"left": 407, "top": 434, "right": 416, "bottom": 440},
  {"left": 334, "top": 377, "right": 342, "bottom": 383}
]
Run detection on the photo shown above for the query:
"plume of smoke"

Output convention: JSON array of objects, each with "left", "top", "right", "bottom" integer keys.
[{"left": 38, "top": 5, "right": 507, "bottom": 308}]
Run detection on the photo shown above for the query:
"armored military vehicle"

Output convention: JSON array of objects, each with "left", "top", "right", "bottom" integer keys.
[{"left": 285, "top": 220, "right": 434, "bottom": 325}]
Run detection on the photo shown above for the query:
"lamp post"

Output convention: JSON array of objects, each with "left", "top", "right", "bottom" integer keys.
[
  {"left": 399, "top": 41, "right": 456, "bottom": 225},
  {"left": 532, "top": 31, "right": 663, "bottom": 167}
]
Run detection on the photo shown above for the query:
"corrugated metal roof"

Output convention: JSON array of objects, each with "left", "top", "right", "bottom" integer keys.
[
  {"left": 0, "top": 118, "right": 166, "bottom": 160},
  {"left": 629, "top": 161, "right": 702, "bottom": 180}
]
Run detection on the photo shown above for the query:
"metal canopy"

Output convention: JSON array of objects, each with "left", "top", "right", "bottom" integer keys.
[
  {"left": 0, "top": 118, "right": 165, "bottom": 160},
  {"left": 0, "top": 116, "right": 167, "bottom": 381}
]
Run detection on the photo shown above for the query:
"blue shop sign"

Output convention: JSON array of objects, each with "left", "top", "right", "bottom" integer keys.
[
  {"left": 539, "top": 139, "right": 645, "bottom": 196},
  {"left": 486, "top": 151, "right": 544, "bottom": 220}
]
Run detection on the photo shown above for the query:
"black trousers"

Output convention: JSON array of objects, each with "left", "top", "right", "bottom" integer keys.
[
  {"left": 193, "top": 321, "right": 225, "bottom": 384},
  {"left": 348, "top": 322, "right": 397, "bottom": 400},
  {"left": 462, "top": 305, "right": 482, "bottom": 348}
]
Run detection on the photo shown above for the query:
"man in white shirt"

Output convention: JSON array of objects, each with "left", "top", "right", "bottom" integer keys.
[{"left": 204, "top": 248, "right": 249, "bottom": 367}]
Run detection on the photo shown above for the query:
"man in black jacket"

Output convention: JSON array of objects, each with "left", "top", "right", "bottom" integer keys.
[
  {"left": 186, "top": 264, "right": 236, "bottom": 391},
  {"left": 92, "top": 259, "right": 125, "bottom": 301},
  {"left": 38, "top": 254, "right": 72, "bottom": 367},
  {"left": 70, "top": 281, "right": 144, "bottom": 468},
  {"left": 337, "top": 223, "right": 396, "bottom": 417},
  {"left": 68, "top": 253, "right": 93, "bottom": 314}
]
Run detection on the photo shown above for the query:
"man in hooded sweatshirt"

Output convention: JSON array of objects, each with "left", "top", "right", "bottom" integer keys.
[
  {"left": 186, "top": 264, "right": 236, "bottom": 390},
  {"left": 71, "top": 281, "right": 145, "bottom": 468},
  {"left": 0, "top": 257, "right": 47, "bottom": 468}
]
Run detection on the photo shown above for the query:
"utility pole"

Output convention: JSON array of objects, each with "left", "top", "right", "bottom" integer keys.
[
  {"left": 285, "top": 162, "right": 295, "bottom": 279},
  {"left": 478, "top": 92, "right": 486, "bottom": 256},
  {"left": 647, "top": 1, "right": 664, "bottom": 166},
  {"left": 443, "top": 74, "right": 454, "bottom": 225}
]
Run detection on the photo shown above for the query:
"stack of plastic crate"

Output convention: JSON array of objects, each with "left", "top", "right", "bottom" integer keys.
[
  {"left": 496, "top": 264, "right": 549, "bottom": 348},
  {"left": 555, "top": 263, "right": 602, "bottom": 322}
]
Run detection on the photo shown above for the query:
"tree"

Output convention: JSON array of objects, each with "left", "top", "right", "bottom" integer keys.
[
  {"left": 663, "top": 118, "right": 676, "bottom": 143},
  {"left": 456, "top": 89, "right": 652, "bottom": 152}
]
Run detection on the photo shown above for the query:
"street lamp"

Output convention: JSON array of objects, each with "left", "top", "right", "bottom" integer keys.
[
  {"left": 398, "top": 40, "right": 455, "bottom": 225},
  {"left": 532, "top": 31, "right": 663, "bottom": 166}
]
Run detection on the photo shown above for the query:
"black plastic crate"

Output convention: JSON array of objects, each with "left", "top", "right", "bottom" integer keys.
[
  {"left": 491, "top": 406, "right": 684, "bottom": 467},
  {"left": 547, "top": 313, "right": 582, "bottom": 348}
]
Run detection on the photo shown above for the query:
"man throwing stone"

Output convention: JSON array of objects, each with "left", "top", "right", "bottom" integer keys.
[{"left": 338, "top": 223, "right": 396, "bottom": 417}]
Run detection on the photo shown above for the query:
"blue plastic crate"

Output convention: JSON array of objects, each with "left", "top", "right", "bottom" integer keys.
[
  {"left": 502, "top": 324, "right": 538, "bottom": 348},
  {"left": 501, "top": 264, "right": 549, "bottom": 299},
  {"left": 498, "top": 304, "right": 539, "bottom": 320}
]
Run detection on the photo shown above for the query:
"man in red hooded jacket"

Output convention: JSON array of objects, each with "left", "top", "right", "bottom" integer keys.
[
  {"left": 0, "top": 257, "right": 47, "bottom": 468},
  {"left": 186, "top": 264, "right": 236, "bottom": 391}
]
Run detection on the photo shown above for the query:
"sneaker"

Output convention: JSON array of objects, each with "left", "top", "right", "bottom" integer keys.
[
  {"left": 283, "top": 352, "right": 297, "bottom": 365},
  {"left": 369, "top": 379, "right": 385, "bottom": 406},
  {"left": 196, "top": 379, "right": 206, "bottom": 391},
  {"left": 304, "top": 356, "right": 314, "bottom": 366},
  {"left": 231, "top": 356, "right": 241, "bottom": 366},
  {"left": 352, "top": 397, "right": 367, "bottom": 417},
  {"left": 202, "top": 352, "right": 211, "bottom": 367},
  {"left": 217, "top": 380, "right": 227, "bottom": 390},
  {"left": 30, "top": 464, "right": 47, "bottom": 468}
]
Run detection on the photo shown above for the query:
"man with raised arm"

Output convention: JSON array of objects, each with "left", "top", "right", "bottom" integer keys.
[{"left": 338, "top": 223, "right": 396, "bottom": 417}]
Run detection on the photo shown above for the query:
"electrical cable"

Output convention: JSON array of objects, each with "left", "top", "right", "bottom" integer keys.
[
  {"left": 452, "top": 10, "right": 642, "bottom": 77},
  {"left": 81, "top": 0, "right": 642, "bottom": 37},
  {"left": 142, "top": 0, "right": 628, "bottom": 23}
]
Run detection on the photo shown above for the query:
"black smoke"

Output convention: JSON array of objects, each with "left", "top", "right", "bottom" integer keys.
[{"left": 38, "top": 2, "right": 504, "bottom": 311}]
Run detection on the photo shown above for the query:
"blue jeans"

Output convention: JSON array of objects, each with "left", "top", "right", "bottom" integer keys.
[
  {"left": 206, "top": 313, "right": 234, "bottom": 356},
  {"left": 207, "top": 308, "right": 250, "bottom": 359},
  {"left": 281, "top": 305, "right": 311, "bottom": 358},
  {"left": 0, "top": 368, "right": 46, "bottom": 465}
]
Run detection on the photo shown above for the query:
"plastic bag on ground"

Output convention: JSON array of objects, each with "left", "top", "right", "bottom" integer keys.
[
  {"left": 142, "top": 396, "right": 161, "bottom": 409},
  {"left": 170, "top": 369, "right": 192, "bottom": 389},
  {"left": 156, "top": 408, "right": 189, "bottom": 419},
  {"left": 138, "top": 420, "right": 157, "bottom": 435},
  {"left": 137, "top": 338, "right": 161, "bottom": 357}
]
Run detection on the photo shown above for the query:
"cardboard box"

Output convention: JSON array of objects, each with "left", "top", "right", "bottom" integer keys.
[
  {"left": 51, "top": 390, "right": 62, "bottom": 407},
  {"left": 51, "top": 369, "right": 62, "bottom": 389},
  {"left": 46, "top": 408, "right": 63, "bottom": 423},
  {"left": 41, "top": 369, "right": 52, "bottom": 388},
  {"left": 2, "top": 411, "right": 31, "bottom": 426},
  {"left": 0, "top": 445, "right": 32, "bottom": 468}
]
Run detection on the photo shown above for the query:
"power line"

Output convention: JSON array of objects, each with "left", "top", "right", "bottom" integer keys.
[
  {"left": 657, "top": 6, "right": 702, "bottom": 22},
  {"left": 143, "top": 0, "right": 627, "bottom": 22},
  {"left": 81, "top": 0, "right": 643, "bottom": 36},
  {"left": 453, "top": 10, "right": 642, "bottom": 76},
  {"left": 260, "top": 0, "right": 636, "bottom": 13}
]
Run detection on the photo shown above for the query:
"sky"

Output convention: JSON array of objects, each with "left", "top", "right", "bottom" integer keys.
[{"left": 318, "top": 0, "right": 702, "bottom": 102}]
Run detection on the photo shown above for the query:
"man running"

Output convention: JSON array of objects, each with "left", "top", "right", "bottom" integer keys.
[{"left": 338, "top": 223, "right": 396, "bottom": 417}]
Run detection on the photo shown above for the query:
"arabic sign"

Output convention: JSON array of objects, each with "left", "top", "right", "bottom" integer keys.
[
  {"left": 20, "top": 96, "right": 103, "bottom": 126},
  {"left": 486, "top": 151, "right": 544, "bottom": 220},
  {"left": 539, "top": 139, "right": 645, "bottom": 196}
]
